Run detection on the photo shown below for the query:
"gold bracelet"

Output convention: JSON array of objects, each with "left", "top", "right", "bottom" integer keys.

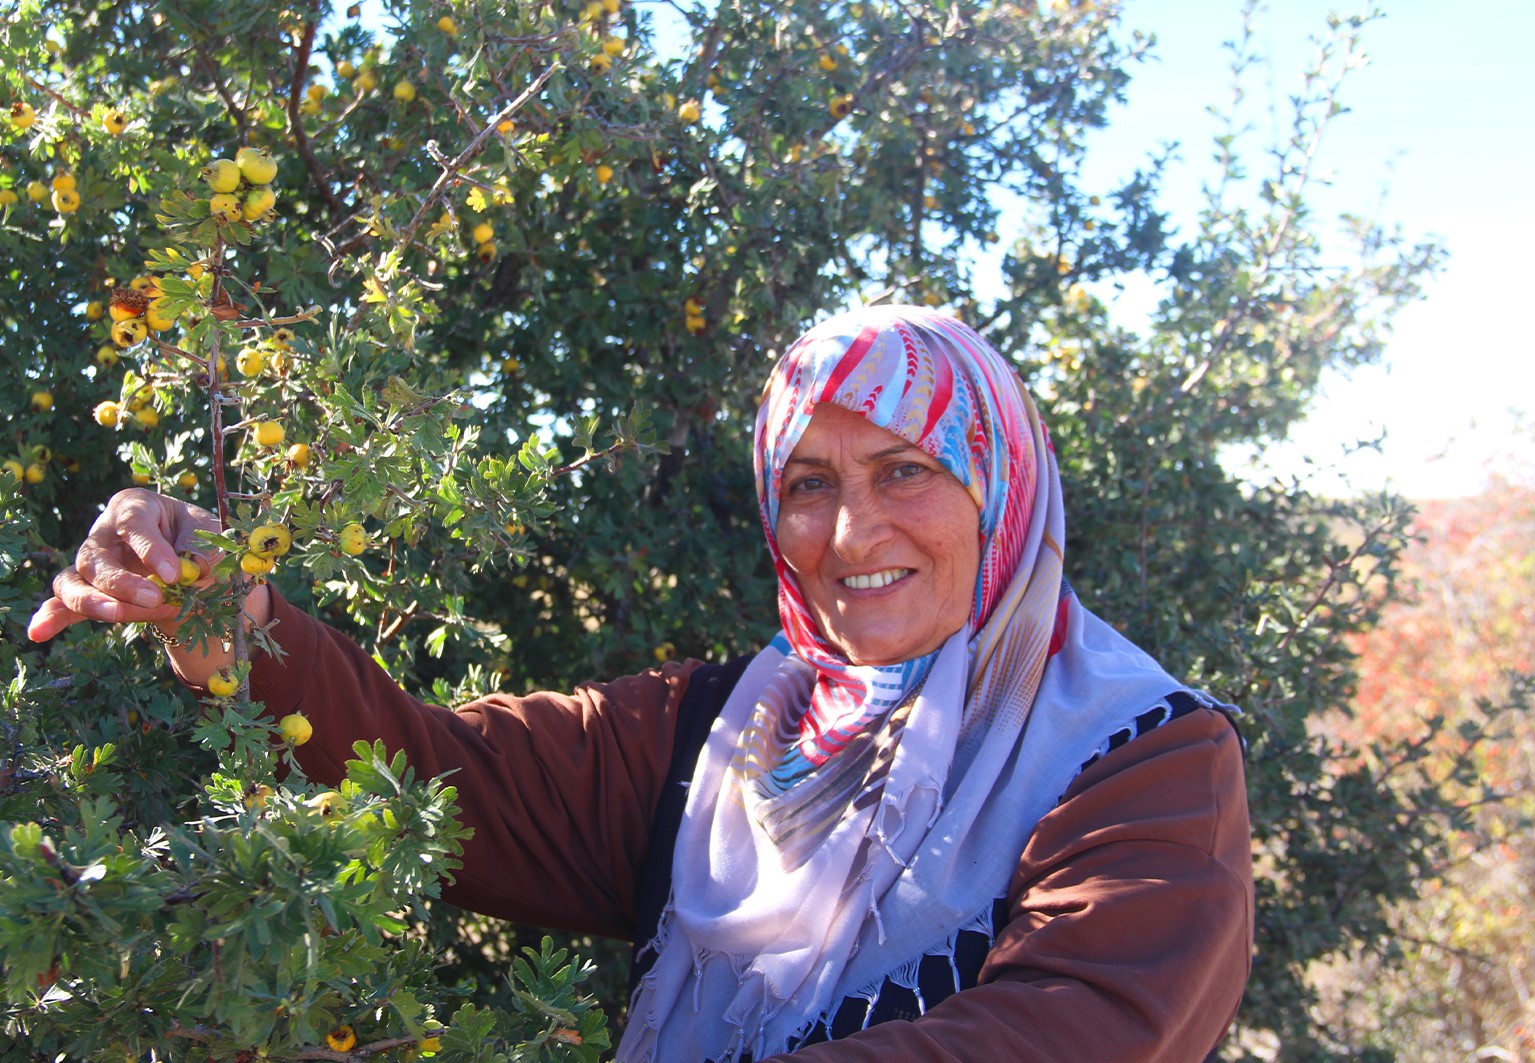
[{"left": 146, "top": 624, "right": 182, "bottom": 648}]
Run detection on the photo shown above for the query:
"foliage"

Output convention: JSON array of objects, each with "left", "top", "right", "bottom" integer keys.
[{"left": 0, "top": 0, "right": 1473, "bottom": 1058}]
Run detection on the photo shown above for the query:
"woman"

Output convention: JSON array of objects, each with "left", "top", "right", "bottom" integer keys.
[{"left": 29, "top": 304, "right": 1253, "bottom": 1061}]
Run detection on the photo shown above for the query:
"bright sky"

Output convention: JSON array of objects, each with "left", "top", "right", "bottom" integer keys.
[{"left": 1083, "top": 0, "right": 1535, "bottom": 499}]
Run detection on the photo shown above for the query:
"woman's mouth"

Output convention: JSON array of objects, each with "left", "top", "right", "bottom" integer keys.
[{"left": 840, "top": 568, "right": 912, "bottom": 590}]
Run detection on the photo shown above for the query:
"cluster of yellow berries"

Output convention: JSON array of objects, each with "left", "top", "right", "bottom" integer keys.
[
  {"left": 103, "top": 273, "right": 179, "bottom": 352},
  {"left": 0, "top": 170, "right": 83, "bottom": 214},
  {"left": 684, "top": 296, "right": 706, "bottom": 335},
  {"left": 200, "top": 146, "right": 278, "bottom": 227}
]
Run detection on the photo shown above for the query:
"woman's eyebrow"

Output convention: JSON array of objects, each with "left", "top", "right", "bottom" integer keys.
[{"left": 784, "top": 443, "right": 916, "bottom": 468}]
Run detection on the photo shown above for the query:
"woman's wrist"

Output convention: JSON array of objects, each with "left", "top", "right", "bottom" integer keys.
[{"left": 157, "top": 581, "right": 274, "bottom": 689}]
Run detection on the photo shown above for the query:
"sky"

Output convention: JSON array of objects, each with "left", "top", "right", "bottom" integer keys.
[{"left": 1078, "top": 0, "right": 1535, "bottom": 498}]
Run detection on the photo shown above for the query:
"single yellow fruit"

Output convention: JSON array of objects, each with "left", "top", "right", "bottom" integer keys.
[
  {"left": 471, "top": 221, "right": 493, "bottom": 245},
  {"left": 51, "top": 173, "right": 76, "bottom": 192},
  {"left": 306, "top": 83, "right": 327, "bottom": 102},
  {"left": 286, "top": 442, "right": 311, "bottom": 468},
  {"left": 476, "top": 240, "right": 496, "bottom": 263},
  {"left": 249, "top": 524, "right": 292, "bottom": 558},
  {"left": 145, "top": 298, "right": 177, "bottom": 332},
  {"left": 819, "top": 53, "right": 838, "bottom": 71},
  {"left": 678, "top": 99, "right": 701, "bottom": 124},
  {"left": 129, "top": 274, "right": 159, "bottom": 294},
  {"left": 131, "top": 470, "right": 151, "bottom": 486},
  {"left": 602, "top": 35, "right": 625, "bottom": 56},
  {"left": 94, "top": 400, "right": 121, "bottom": 427},
  {"left": 202, "top": 158, "right": 241, "bottom": 194},
  {"left": 253, "top": 421, "right": 285, "bottom": 447},
  {"left": 496, "top": 118, "right": 515, "bottom": 134},
  {"left": 337, "top": 59, "right": 356, "bottom": 79},
  {"left": 133, "top": 406, "right": 160, "bottom": 429},
  {"left": 209, "top": 193, "right": 242, "bottom": 222},
  {"left": 9, "top": 101, "right": 36, "bottom": 129},
  {"left": 595, "top": 163, "right": 614, "bottom": 186},
  {"left": 240, "top": 551, "right": 275, "bottom": 576},
  {"left": 177, "top": 555, "right": 201, "bottom": 585},
  {"left": 437, "top": 15, "right": 458, "bottom": 34},
  {"left": 1, "top": 460, "right": 23, "bottom": 480},
  {"left": 272, "top": 326, "right": 296, "bottom": 348},
  {"left": 354, "top": 69, "right": 378, "bottom": 93},
  {"left": 51, "top": 187, "right": 80, "bottom": 213},
  {"left": 96, "top": 345, "right": 120, "bottom": 369},
  {"left": 308, "top": 790, "right": 345, "bottom": 816},
  {"left": 236, "top": 347, "right": 264, "bottom": 375},
  {"left": 589, "top": 52, "right": 612, "bottom": 74},
  {"left": 26, "top": 180, "right": 48, "bottom": 203},
  {"left": 392, "top": 80, "right": 416, "bottom": 102},
  {"left": 338, "top": 523, "right": 368, "bottom": 556},
  {"left": 683, "top": 296, "right": 704, "bottom": 316},
  {"left": 85, "top": 300, "right": 105, "bottom": 321},
  {"left": 0, "top": 189, "right": 18, "bottom": 208},
  {"left": 103, "top": 109, "right": 128, "bottom": 135},
  {"left": 235, "top": 146, "right": 278, "bottom": 184},
  {"left": 112, "top": 319, "right": 148, "bottom": 347},
  {"left": 207, "top": 670, "right": 239, "bottom": 698},
  {"left": 177, "top": 470, "right": 197, "bottom": 491},
  {"left": 242, "top": 186, "right": 276, "bottom": 221},
  {"left": 603, "top": 0, "right": 620, "bottom": 12},
  {"left": 685, "top": 313, "right": 706, "bottom": 335},
  {"left": 23, "top": 463, "right": 45, "bottom": 485},
  {"left": 830, "top": 93, "right": 854, "bottom": 120},
  {"left": 501, "top": 356, "right": 520, "bottom": 374},
  {"left": 419, "top": 1037, "right": 443, "bottom": 1052},
  {"left": 278, "top": 712, "right": 313, "bottom": 747},
  {"left": 30, "top": 391, "right": 52, "bottom": 412}
]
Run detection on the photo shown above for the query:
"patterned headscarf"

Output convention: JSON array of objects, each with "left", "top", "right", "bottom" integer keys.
[{"left": 620, "top": 304, "right": 1188, "bottom": 1063}]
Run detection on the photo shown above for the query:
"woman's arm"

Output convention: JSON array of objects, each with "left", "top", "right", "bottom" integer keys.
[{"left": 770, "top": 708, "right": 1253, "bottom": 1062}]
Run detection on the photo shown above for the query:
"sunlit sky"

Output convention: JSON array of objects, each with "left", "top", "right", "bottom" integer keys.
[{"left": 1079, "top": 0, "right": 1534, "bottom": 498}]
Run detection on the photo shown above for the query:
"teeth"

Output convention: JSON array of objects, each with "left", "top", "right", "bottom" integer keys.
[{"left": 843, "top": 569, "right": 909, "bottom": 590}]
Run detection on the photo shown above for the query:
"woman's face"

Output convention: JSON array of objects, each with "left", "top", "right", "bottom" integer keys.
[{"left": 775, "top": 403, "right": 981, "bottom": 666}]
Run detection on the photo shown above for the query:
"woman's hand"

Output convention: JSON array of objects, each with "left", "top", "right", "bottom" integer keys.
[{"left": 26, "top": 489, "right": 270, "bottom": 686}]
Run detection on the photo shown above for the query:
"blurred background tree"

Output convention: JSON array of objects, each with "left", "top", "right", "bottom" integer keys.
[{"left": 3, "top": 0, "right": 1518, "bottom": 1058}]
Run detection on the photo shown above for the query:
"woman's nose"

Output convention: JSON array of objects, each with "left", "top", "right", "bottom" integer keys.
[{"left": 831, "top": 491, "right": 891, "bottom": 560}]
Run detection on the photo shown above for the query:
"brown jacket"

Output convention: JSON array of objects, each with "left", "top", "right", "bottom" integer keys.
[{"left": 251, "top": 592, "right": 1253, "bottom": 1061}]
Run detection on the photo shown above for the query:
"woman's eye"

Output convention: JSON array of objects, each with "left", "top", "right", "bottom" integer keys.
[
  {"left": 787, "top": 475, "right": 826, "bottom": 495},
  {"left": 888, "top": 462, "right": 925, "bottom": 481}
]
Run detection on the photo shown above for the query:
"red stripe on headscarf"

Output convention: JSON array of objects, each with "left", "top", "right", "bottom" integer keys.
[
  {"left": 1048, "top": 595, "right": 1070, "bottom": 656},
  {"left": 818, "top": 323, "right": 882, "bottom": 403},
  {"left": 919, "top": 351, "right": 954, "bottom": 444}
]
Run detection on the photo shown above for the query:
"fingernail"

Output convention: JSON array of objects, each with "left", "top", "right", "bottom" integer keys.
[
  {"left": 134, "top": 588, "right": 161, "bottom": 607},
  {"left": 158, "top": 561, "right": 180, "bottom": 582}
]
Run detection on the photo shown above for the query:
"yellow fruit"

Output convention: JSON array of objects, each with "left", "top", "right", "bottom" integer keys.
[
  {"left": 133, "top": 406, "right": 159, "bottom": 429},
  {"left": 253, "top": 421, "right": 285, "bottom": 447},
  {"left": 683, "top": 296, "right": 704, "bottom": 316},
  {"left": 308, "top": 790, "right": 344, "bottom": 816},
  {"left": 96, "top": 345, "right": 120, "bottom": 369},
  {"left": 595, "top": 163, "right": 614, "bottom": 186},
  {"left": 286, "top": 442, "right": 311, "bottom": 468},
  {"left": 278, "top": 712, "right": 313, "bottom": 747},
  {"left": 242, "top": 186, "right": 276, "bottom": 221},
  {"left": 830, "top": 93, "right": 854, "bottom": 120},
  {"left": 177, "top": 470, "right": 197, "bottom": 491},
  {"left": 497, "top": 118, "right": 515, "bottom": 134},
  {"left": 272, "top": 326, "right": 296, "bottom": 348},
  {"left": 337, "top": 59, "right": 356, "bottom": 79},
  {"left": 589, "top": 52, "right": 612, "bottom": 74},
  {"left": 471, "top": 221, "right": 494, "bottom": 245},
  {"left": 393, "top": 80, "right": 416, "bottom": 102},
  {"left": 177, "top": 556, "right": 201, "bottom": 586},
  {"left": 85, "top": 300, "right": 105, "bottom": 321},
  {"left": 437, "top": 15, "right": 458, "bottom": 33},
  {"left": 240, "top": 551, "right": 274, "bottom": 576},
  {"left": 209, "top": 193, "right": 242, "bottom": 222},
  {"left": 819, "top": 53, "right": 838, "bottom": 71},
  {"left": 202, "top": 158, "right": 241, "bottom": 193},
  {"left": 501, "top": 356, "right": 520, "bottom": 374},
  {"left": 30, "top": 390, "right": 52, "bottom": 412},
  {"left": 131, "top": 471, "right": 151, "bottom": 486},
  {"left": 26, "top": 180, "right": 48, "bottom": 203},
  {"left": 10, "top": 102, "right": 36, "bottom": 129},
  {"left": 207, "top": 669, "right": 239, "bottom": 698},
  {"left": 103, "top": 109, "right": 128, "bottom": 135},
  {"left": 338, "top": 523, "right": 368, "bottom": 555},
  {"left": 93, "top": 401, "right": 121, "bottom": 427},
  {"left": 145, "top": 298, "right": 177, "bottom": 332},
  {"left": 23, "top": 463, "right": 45, "bottom": 485},
  {"left": 354, "top": 69, "right": 378, "bottom": 93},
  {"left": 603, "top": 36, "right": 625, "bottom": 56},
  {"left": 0, "top": 190, "right": 17, "bottom": 208},
  {"left": 476, "top": 240, "right": 496, "bottom": 263},
  {"left": 236, "top": 146, "right": 278, "bottom": 184},
  {"left": 306, "top": 83, "right": 327, "bottom": 102},
  {"left": 112, "top": 319, "right": 148, "bottom": 347},
  {"left": 236, "top": 347, "right": 264, "bottom": 375},
  {"left": 685, "top": 314, "right": 706, "bottom": 335},
  {"left": 249, "top": 524, "right": 292, "bottom": 558},
  {"left": 678, "top": 99, "right": 701, "bottom": 124},
  {"left": 51, "top": 173, "right": 76, "bottom": 193},
  {"left": 1, "top": 460, "right": 23, "bottom": 480},
  {"left": 603, "top": 0, "right": 620, "bottom": 11}
]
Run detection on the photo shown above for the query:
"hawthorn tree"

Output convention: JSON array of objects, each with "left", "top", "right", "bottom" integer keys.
[{"left": 0, "top": 0, "right": 1472, "bottom": 1058}]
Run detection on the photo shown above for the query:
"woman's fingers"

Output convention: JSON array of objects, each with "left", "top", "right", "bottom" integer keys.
[{"left": 25, "top": 595, "right": 86, "bottom": 643}]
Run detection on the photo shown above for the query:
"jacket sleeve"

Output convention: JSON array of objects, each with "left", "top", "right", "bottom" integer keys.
[
  {"left": 768, "top": 707, "right": 1254, "bottom": 1063},
  {"left": 247, "top": 590, "right": 702, "bottom": 940}
]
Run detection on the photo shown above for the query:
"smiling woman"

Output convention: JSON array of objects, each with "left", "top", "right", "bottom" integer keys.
[{"left": 32, "top": 303, "right": 1253, "bottom": 1062}]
